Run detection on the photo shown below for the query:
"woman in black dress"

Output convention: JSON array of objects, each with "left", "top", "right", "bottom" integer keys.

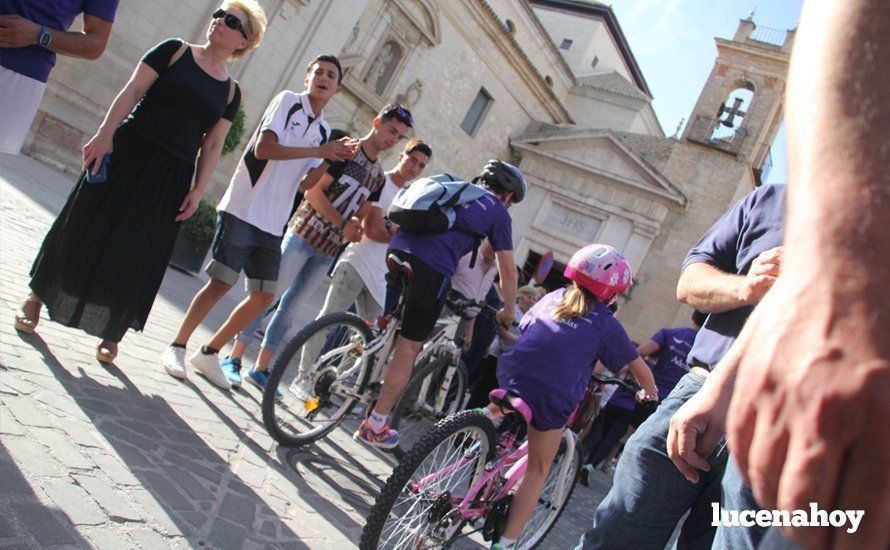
[{"left": 13, "top": 1, "right": 267, "bottom": 362}]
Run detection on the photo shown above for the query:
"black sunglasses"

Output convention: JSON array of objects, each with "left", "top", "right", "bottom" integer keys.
[{"left": 212, "top": 8, "right": 248, "bottom": 40}]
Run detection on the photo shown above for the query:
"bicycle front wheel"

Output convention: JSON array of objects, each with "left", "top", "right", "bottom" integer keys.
[
  {"left": 389, "top": 356, "right": 469, "bottom": 459},
  {"left": 361, "top": 410, "right": 496, "bottom": 550},
  {"left": 262, "top": 311, "right": 374, "bottom": 447},
  {"left": 515, "top": 429, "right": 581, "bottom": 549}
]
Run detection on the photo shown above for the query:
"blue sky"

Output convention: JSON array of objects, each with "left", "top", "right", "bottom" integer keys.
[{"left": 611, "top": 0, "right": 804, "bottom": 183}]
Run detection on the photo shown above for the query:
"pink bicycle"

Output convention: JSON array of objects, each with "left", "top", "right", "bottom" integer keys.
[{"left": 361, "top": 389, "right": 582, "bottom": 549}]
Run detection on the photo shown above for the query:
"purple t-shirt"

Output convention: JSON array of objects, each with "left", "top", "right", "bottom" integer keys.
[
  {"left": 0, "top": 0, "right": 119, "bottom": 82},
  {"left": 609, "top": 326, "right": 696, "bottom": 410},
  {"left": 685, "top": 183, "right": 786, "bottom": 371},
  {"left": 389, "top": 192, "right": 512, "bottom": 277},
  {"left": 496, "top": 288, "right": 639, "bottom": 431}
]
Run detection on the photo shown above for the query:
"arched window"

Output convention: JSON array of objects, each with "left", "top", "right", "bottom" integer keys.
[
  {"left": 710, "top": 86, "right": 754, "bottom": 142},
  {"left": 503, "top": 19, "right": 516, "bottom": 35},
  {"left": 544, "top": 76, "right": 553, "bottom": 87},
  {"left": 363, "top": 40, "right": 403, "bottom": 95}
]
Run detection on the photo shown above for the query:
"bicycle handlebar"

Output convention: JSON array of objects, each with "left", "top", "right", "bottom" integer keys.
[{"left": 590, "top": 373, "right": 638, "bottom": 394}]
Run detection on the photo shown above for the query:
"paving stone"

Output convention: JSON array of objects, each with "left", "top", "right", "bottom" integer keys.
[
  {"left": 0, "top": 375, "right": 36, "bottom": 395},
  {"left": 31, "top": 427, "right": 94, "bottom": 470},
  {"left": 234, "top": 458, "right": 266, "bottom": 489},
  {"left": 206, "top": 517, "right": 249, "bottom": 550},
  {"left": 73, "top": 474, "right": 143, "bottom": 522},
  {"left": 0, "top": 513, "right": 14, "bottom": 537},
  {"left": 131, "top": 491, "right": 183, "bottom": 535},
  {"left": 259, "top": 520, "right": 277, "bottom": 539},
  {"left": 90, "top": 452, "right": 141, "bottom": 486},
  {"left": 12, "top": 502, "right": 80, "bottom": 546},
  {"left": 169, "top": 457, "right": 222, "bottom": 485},
  {"left": 83, "top": 525, "right": 136, "bottom": 549},
  {"left": 107, "top": 441, "right": 155, "bottom": 470},
  {"left": 4, "top": 435, "right": 60, "bottom": 477},
  {"left": 178, "top": 511, "right": 207, "bottom": 530},
  {"left": 140, "top": 471, "right": 194, "bottom": 512},
  {"left": 217, "top": 492, "right": 256, "bottom": 526},
  {"left": 0, "top": 459, "right": 32, "bottom": 495},
  {"left": 2, "top": 395, "right": 52, "bottom": 428},
  {"left": 162, "top": 464, "right": 215, "bottom": 501},
  {"left": 0, "top": 404, "right": 26, "bottom": 435},
  {"left": 77, "top": 398, "right": 120, "bottom": 417},
  {"left": 99, "top": 422, "right": 160, "bottom": 451},
  {"left": 129, "top": 527, "right": 173, "bottom": 549},
  {"left": 43, "top": 480, "right": 107, "bottom": 525},
  {"left": 56, "top": 417, "right": 105, "bottom": 449},
  {"left": 34, "top": 390, "right": 90, "bottom": 420}
]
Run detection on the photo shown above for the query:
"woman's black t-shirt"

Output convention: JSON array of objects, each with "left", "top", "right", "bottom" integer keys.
[{"left": 126, "top": 39, "right": 241, "bottom": 162}]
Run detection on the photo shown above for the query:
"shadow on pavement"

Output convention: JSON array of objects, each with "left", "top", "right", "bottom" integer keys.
[
  {"left": 23, "top": 333, "right": 306, "bottom": 548},
  {"left": 0, "top": 441, "right": 91, "bottom": 548}
]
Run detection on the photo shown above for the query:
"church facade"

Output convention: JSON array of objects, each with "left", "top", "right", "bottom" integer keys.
[{"left": 23, "top": 0, "right": 791, "bottom": 341}]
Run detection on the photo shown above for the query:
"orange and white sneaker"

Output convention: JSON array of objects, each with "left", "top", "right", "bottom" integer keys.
[{"left": 353, "top": 420, "right": 400, "bottom": 450}]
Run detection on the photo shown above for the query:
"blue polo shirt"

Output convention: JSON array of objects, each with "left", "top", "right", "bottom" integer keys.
[
  {"left": 0, "top": 0, "right": 119, "bottom": 83},
  {"left": 684, "top": 184, "right": 786, "bottom": 371}
]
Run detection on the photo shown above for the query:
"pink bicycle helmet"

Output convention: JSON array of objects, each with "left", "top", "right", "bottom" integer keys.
[{"left": 564, "top": 244, "right": 633, "bottom": 302}]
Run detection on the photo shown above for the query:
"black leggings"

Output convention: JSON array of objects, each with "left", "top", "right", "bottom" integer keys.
[
  {"left": 466, "top": 354, "right": 500, "bottom": 409},
  {"left": 581, "top": 403, "right": 634, "bottom": 466}
]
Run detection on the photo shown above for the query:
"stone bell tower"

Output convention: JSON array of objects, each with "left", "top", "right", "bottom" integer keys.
[
  {"left": 682, "top": 16, "right": 794, "bottom": 184},
  {"left": 615, "top": 16, "right": 795, "bottom": 340}
]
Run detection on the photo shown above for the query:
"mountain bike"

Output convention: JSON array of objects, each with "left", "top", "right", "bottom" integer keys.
[
  {"left": 361, "top": 389, "right": 583, "bottom": 549},
  {"left": 260, "top": 254, "right": 483, "bottom": 450}
]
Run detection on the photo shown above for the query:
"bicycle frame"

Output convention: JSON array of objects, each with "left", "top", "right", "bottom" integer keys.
[{"left": 411, "top": 425, "right": 577, "bottom": 523}]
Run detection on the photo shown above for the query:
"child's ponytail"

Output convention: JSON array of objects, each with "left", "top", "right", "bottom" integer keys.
[{"left": 552, "top": 283, "right": 597, "bottom": 322}]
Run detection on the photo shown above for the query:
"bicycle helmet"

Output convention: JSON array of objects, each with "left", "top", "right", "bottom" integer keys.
[
  {"left": 478, "top": 159, "right": 527, "bottom": 203},
  {"left": 564, "top": 244, "right": 633, "bottom": 302}
]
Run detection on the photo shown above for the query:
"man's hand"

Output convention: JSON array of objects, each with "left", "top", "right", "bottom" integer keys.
[
  {"left": 0, "top": 15, "right": 40, "bottom": 48},
  {"left": 341, "top": 217, "right": 362, "bottom": 243},
  {"left": 667, "top": 377, "right": 731, "bottom": 484},
  {"left": 495, "top": 307, "right": 516, "bottom": 330},
  {"left": 740, "top": 246, "right": 782, "bottom": 305},
  {"left": 726, "top": 277, "right": 890, "bottom": 549},
  {"left": 317, "top": 137, "right": 358, "bottom": 161}
]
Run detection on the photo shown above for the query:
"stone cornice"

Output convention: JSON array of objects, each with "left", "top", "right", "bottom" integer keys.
[
  {"left": 462, "top": 0, "right": 574, "bottom": 123},
  {"left": 512, "top": 135, "right": 687, "bottom": 207}
]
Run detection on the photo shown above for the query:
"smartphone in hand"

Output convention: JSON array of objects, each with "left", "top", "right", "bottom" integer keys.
[{"left": 86, "top": 154, "right": 111, "bottom": 184}]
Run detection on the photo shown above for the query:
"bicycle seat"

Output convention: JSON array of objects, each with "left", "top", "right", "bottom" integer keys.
[
  {"left": 386, "top": 254, "right": 413, "bottom": 281},
  {"left": 488, "top": 389, "right": 533, "bottom": 426}
]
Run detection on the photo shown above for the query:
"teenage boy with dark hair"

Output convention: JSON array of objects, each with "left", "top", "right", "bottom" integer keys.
[
  {"left": 219, "top": 103, "right": 415, "bottom": 391},
  {"left": 291, "top": 139, "right": 431, "bottom": 397},
  {"left": 161, "top": 54, "right": 356, "bottom": 386}
]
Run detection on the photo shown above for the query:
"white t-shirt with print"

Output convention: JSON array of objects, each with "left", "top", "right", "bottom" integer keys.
[
  {"left": 337, "top": 174, "right": 401, "bottom": 308},
  {"left": 217, "top": 90, "right": 329, "bottom": 236}
]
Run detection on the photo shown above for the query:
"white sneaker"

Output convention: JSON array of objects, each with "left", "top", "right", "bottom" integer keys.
[
  {"left": 288, "top": 375, "right": 314, "bottom": 402},
  {"left": 162, "top": 346, "right": 188, "bottom": 379},
  {"left": 189, "top": 349, "right": 231, "bottom": 390}
]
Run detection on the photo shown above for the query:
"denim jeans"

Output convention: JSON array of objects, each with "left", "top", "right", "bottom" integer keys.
[
  {"left": 577, "top": 371, "right": 727, "bottom": 550},
  {"left": 712, "top": 455, "right": 768, "bottom": 549},
  {"left": 239, "top": 233, "right": 332, "bottom": 352}
]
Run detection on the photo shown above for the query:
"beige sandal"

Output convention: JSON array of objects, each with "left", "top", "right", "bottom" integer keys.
[
  {"left": 13, "top": 299, "right": 40, "bottom": 334},
  {"left": 96, "top": 341, "right": 119, "bottom": 363}
]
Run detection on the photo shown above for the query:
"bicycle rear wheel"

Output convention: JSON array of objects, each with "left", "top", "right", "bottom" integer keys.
[
  {"left": 389, "top": 356, "right": 469, "bottom": 459},
  {"left": 262, "top": 312, "right": 374, "bottom": 447},
  {"left": 515, "top": 430, "right": 581, "bottom": 549},
  {"left": 361, "top": 410, "right": 496, "bottom": 550}
]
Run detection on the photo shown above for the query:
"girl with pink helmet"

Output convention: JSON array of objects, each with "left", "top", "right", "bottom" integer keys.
[{"left": 486, "top": 243, "right": 658, "bottom": 549}]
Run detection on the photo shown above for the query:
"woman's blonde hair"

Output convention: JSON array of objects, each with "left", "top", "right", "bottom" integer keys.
[
  {"left": 517, "top": 285, "right": 539, "bottom": 300},
  {"left": 223, "top": 0, "right": 267, "bottom": 58},
  {"left": 552, "top": 283, "right": 597, "bottom": 322}
]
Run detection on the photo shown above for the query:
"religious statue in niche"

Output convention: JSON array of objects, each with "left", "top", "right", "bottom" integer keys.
[{"left": 363, "top": 40, "right": 402, "bottom": 95}]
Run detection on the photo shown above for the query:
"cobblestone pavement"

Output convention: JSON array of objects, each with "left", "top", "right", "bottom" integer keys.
[{"left": 0, "top": 152, "right": 615, "bottom": 549}]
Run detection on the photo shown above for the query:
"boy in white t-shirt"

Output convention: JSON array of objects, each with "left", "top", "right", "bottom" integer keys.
[{"left": 161, "top": 54, "right": 356, "bottom": 387}]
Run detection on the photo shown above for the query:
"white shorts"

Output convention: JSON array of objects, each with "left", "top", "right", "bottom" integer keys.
[{"left": 0, "top": 65, "right": 46, "bottom": 154}]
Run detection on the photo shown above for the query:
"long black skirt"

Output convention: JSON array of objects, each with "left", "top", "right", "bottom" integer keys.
[{"left": 29, "top": 123, "right": 195, "bottom": 342}]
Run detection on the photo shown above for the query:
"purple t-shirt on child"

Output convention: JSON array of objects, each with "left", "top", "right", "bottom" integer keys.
[
  {"left": 684, "top": 184, "right": 786, "bottom": 372},
  {"left": 609, "top": 326, "right": 696, "bottom": 410},
  {"left": 389, "top": 192, "right": 512, "bottom": 277},
  {"left": 496, "top": 288, "right": 639, "bottom": 431},
  {"left": 0, "top": 0, "right": 119, "bottom": 82}
]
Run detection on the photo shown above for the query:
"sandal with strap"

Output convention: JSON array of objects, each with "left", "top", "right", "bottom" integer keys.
[
  {"left": 13, "top": 299, "right": 41, "bottom": 334},
  {"left": 96, "top": 341, "right": 119, "bottom": 363}
]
